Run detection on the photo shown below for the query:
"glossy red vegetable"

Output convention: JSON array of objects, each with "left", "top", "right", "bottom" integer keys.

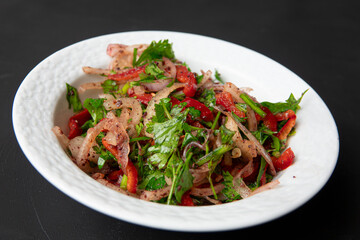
[
  {"left": 275, "top": 110, "right": 296, "bottom": 121},
  {"left": 68, "top": 109, "right": 92, "bottom": 139},
  {"left": 170, "top": 96, "right": 181, "bottom": 107},
  {"left": 272, "top": 148, "right": 295, "bottom": 171},
  {"left": 102, "top": 138, "right": 138, "bottom": 194},
  {"left": 107, "top": 65, "right": 146, "bottom": 81},
  {"left": 181, "top": 97, "right": 214, "bottom": 121},
  {"left": 125, "top": 161, "right": 138, "bottom": 194},
  {"left": 277, "top": 116, "right": 296, "bottom": 141},
  {"left": 179, "top": 191, "right": 194, "bottom": 206},
  {"left": 129, "top": 93, "right": 153, "bottom": 105},
  {"left": 176, "top": 65, "right": 197, "bottom": 97},
  {"left": 107, "top": 169, "right": 123, "bottom": 181},
  {"left": 215, "top": 91, "right": 245, "bottom": 118},
  {"left": 260, "top": 106, "right": 278, "bottom": 132}
]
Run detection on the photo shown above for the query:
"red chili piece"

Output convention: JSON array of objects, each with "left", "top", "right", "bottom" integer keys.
[
  {"left": 107, "top": 65, "right": 146, "bottom": 81},
  {"left": 102, "top": 138, "right": 138, "bottom": 194},
  {"left": 276, "top": 116, "right": 296, "bottom": 141},
  {"left": 68, "top": 109, "right": 92, "bottom": 139},
  {"left": 272, "top": 148, "right": 295, "bottom": 171},
  {"left": 176, "top": 65, "right": 197, "bottom": 97},
  {"left": 215, "top": 92, "right": 245, "bottom": 118},
  {"left": 179, "top": 191, "right": 194, "bottom": 206}
]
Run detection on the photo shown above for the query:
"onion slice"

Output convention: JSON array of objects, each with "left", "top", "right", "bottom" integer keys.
[
  {"left": 103, "top": 97, "right": 142, "bottom": 137},
  {"left": 190, "top": 183, "right": 225, "bottom": 197},
  {"left": 216, "top": 107, "right": 276, "bottom": 176},
  {"left": 77, "top": 112, "right": 130, "bottom": 174},
  {"left": 140, "top": 186, "right": 171, "bottom": 201}
]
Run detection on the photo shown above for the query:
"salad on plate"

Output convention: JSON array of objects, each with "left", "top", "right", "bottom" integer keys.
[{"left": 53, "top": 40, "right": 306, "bottom": 206}]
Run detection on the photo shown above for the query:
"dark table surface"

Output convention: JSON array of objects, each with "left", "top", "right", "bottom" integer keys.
[{"left": 2, "top": 0, "right": 359, "bottom": 239}]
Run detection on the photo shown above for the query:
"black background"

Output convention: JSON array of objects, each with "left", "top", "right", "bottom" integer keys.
[{"left": 2, "top": 0, "right": 359, "bottom": 239}]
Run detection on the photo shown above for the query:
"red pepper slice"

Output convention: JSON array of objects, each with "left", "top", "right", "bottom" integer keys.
[
  {"left": 107, "top": 169, "right": 123, "bottom": 181},
  {"left": 260, "top": 106, "right": 278, "bottom": 132},
  {"left": 102, "top": 138, "right": 138, "bottom": 194},
  {"left": 181, "top": 97, "right": 214, "bottom": 122},
  {"left": 68, "top": 109, "right": 92, "bottom": 139},
  {"left": 170, "top": 96, "right": 181, "bottom": 107},
  {"left": 129, "top": 93, "right": 153, "bottom": 105},
  {"left": 107, "top": 65, "right": 146, "bottom": 81},
  {"left": 126, "top": 161, "right": 138, "bottom": 194},
  {"left": 274, "top": 110, "right": 296, "bottom": 121},
  {"left": 215, "top": 92, "right": 245, "bottom": 118},
  {"left": 276, "top": 116, "right": 296, "bottom": 141},
  {"left": 179, "top": 191, "right": 194, "bottom": 206},
  {"left": 272, "top": 148, "right": 295, "bottom": 171},
  {"left": 176, "top": 65, "right": 197, "bottom": 97}
]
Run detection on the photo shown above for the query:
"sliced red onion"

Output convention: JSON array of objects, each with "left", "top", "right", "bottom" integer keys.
[{"left": 215, "top": 106, "right": 276, "bottom": 176}]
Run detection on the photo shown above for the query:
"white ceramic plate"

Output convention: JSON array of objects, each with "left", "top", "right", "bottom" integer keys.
[{"left": 13, "top": 31, "right": 339, "bottom": 232}]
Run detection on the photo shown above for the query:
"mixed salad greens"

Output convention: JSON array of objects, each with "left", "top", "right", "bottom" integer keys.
[{"left": 53, "top": 40, "right": 306, "bottom": 206}]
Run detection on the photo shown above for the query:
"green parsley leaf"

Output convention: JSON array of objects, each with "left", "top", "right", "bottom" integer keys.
[
  {"left": 66, "top": 83, "right": 83, "bottom": 112},
  {"left": 198, "top": 89, "right": 216, "bottom": 110},
  {"left": 219, "top": 125, "right": 236, "bottom": 144},
  {"left": 134, "top": 39, "right": 175, "bottom": 66},
  {"left": 188, "top": 107, "right": 201, "bottom": 120},
  {"left": 251, "top": 123, "right": 274, "bottom": 145},
  {"left": 261, "top": 90, "right": 308, "bottom": 114},
  {"left": 101, "top": 80, "right": 118, "bottom": 94},
  {"left": 221, "top": 171, "right": 241, "bottom": 202},
  {"left": 135, "top": 122, "right": 144, "bottom": 136},
  {"left": 83, "top": 98, "right": 107, "bottom": 124},
  {"left": 214, "top": 69, "right": 225, "bottom": 84},
  {"left": 174, "top": 152, "right": 194, "bottom": 203},
  {"left": 147, "top": 108, "right": 189, "bottom": 169},
  {"left": 138, "top": 168, "right": 166, "bottom": 190}
]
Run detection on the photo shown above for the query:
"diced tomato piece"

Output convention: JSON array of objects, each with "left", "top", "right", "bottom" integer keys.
[
  {"left": 107, "top": 65, "right": 146, "bottom": 81},
  {"left": 272, "top": 148, "right": 295, "bottom": 171},
  {"left": 68, "top": 109, "right": 92, "bottom": 139},
  {"left": 176, "top": 65, "right": 197, "bottom": 97},
  {"left": 275, "top": 110, "right": 296, "bottom": 121},
  {"left": 276, "top": 116, "right": 296, "bottom": 141},
  {"left": 260, "top": 106, "right": 278, "bottom": 132},
  {"left": 179, "top": 191, "right": 194, "bottom": 206},
  {"left": 215, "top": 91, "right": 245, "bottom": 118}
]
